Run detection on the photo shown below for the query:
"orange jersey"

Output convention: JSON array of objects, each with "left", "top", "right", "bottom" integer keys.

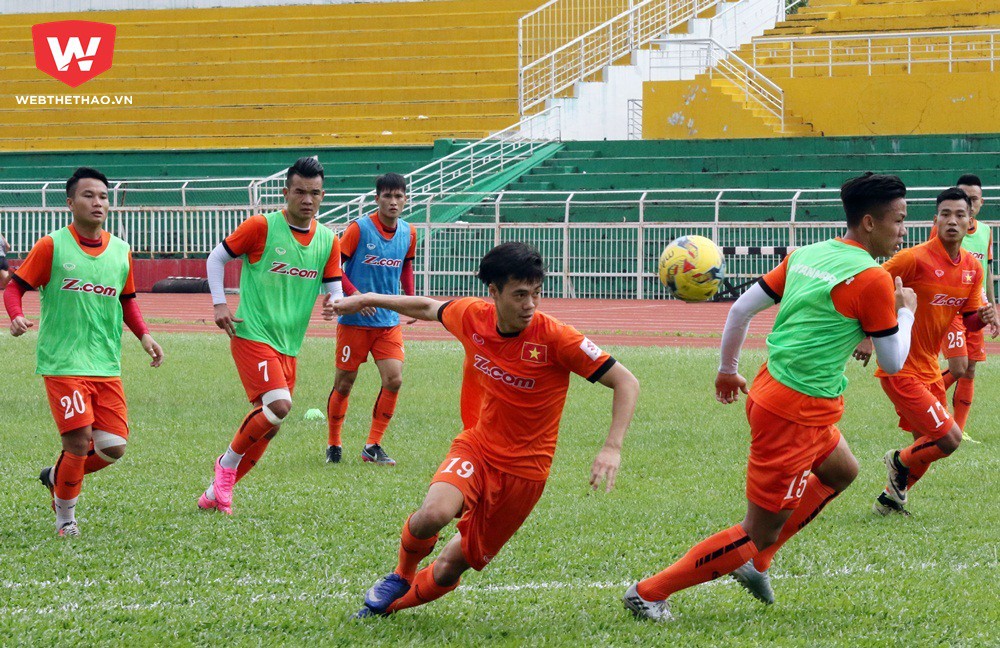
[
  {"left": 14, "top": 224, "right": 136, "bottom": 294},
  {"left": 440, "top": 297, "right": 614, "bottom": 481},
  {"left": 339, "top": 213, "right": 417, "bottom": 261},
  {"left": 754, "top": 238, "right": 898, "bottom": 426},
  {"left": 875, "top": 237, "right": 983, "bottom": 383},
  {"left": 223, "top": 212, "right": 341, "bottom": 281}
]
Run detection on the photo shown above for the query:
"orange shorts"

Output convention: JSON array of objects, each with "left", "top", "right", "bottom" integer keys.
[
  {"left": 941, "top": 315, "right": 986, "bottom": 362},
  {"left": 335, "top": 324, "right": 404, "bottom": 372},
  {"left": 431, "top": 436, "right": 547, "bottom": 571},
  {"left": 231, "top": 336, "right": 297, "bottom": 403},
  {"left": 879, "top": 374, "right": 954, "bottom": 440},
  {"left": 44, "top": 376, "right": 129, "bottom": 436},
  {"left": 745, "top": 396, "right": 841, "bottom": 513}
]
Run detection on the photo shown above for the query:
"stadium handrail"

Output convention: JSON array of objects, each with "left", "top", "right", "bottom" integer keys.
[
  {"left": 519, "top": 0, "right": 727, "bottom": 114},
  {"left": 0, "top": 178, "right": 265, "bottom": 210},
  {"left": 4, "top": 185, "right": 990, "bottom": 258},
  {"left": 650, "top": 38, "right": 786, "bottom": 131},
  {"left": 750, "top": 28, "right": 1000, "bottom": 77},
  {"left": 519, "top": 0, "right": 634, "bottom": 73},
  {"left": 316, "top": 107, "right": 563, "bottom": 224}
]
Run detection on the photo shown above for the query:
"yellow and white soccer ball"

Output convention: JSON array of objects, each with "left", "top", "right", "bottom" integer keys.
[{"left": 658, "top": 235, "right": 725, "bottom": 302}]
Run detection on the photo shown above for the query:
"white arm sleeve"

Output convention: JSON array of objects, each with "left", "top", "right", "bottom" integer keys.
[
  {"left": 719, "top": 282, "right": 777, "bottom": 374},
  {"left": 871, "top": 308, "right": 914, "bottom": 374},
  {"left": 207, "top": 243, "right": 235, "bottom": 305},
  {"left": 322, "top": 279, "right": 344, "bottom": 301}
]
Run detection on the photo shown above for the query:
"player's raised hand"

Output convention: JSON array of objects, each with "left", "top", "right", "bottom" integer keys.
[
  {"left": 852, "top": 337, "right": 874, "bottom": 366},
  {"left": 141, "top": 334, "right": 164, "bottom": 367},
  {"left": 894, "top": 276, "right": 917, "bottom": 313},
  {"left": 589, "top": 445, "right": 621, "bottom": 493},
  {"left": 978, "top": 303, "right": 999, "bottom": 338},
  {"left": 9, "top": 316, "right": 33, "bottom": 337},
  {"left": 213, "top": 303, "right": 242, "bottom": 338},
  {"left": 715, "top": 371, "right": 747, "bottom": 404}
]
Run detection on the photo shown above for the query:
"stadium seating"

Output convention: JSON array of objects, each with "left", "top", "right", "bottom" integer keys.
[
  {"left": 642, "top": 0, "right": 1000, "bottom": 138},
  {"left": 461, "top": 135, "right": 1000, "bottom": 223},
  {"left": 0, "top": 146, "right": 435, "bottom": 207},
  {"left": 0, "top": 0, "right": 541, "bottom": 150}
]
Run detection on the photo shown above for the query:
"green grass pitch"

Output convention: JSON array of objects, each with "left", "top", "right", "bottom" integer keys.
[{"left": 1, "top": 332, "right": 997, "bottom": 646}]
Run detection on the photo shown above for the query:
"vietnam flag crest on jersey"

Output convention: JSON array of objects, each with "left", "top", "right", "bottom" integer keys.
[
  {"left": 963, "top": 270, "right": 975, "bottom": 284},
  {"left": 521, "top": 342, "right": 548, "bottom": 364}
]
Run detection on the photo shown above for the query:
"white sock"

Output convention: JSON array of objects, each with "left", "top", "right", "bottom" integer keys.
[
  {"left": 220, "top": 446, "right": 243, "bottom": 470},
  {"left": 54, "top": 496, "right": 78, "bottom": 527},
  {"left": 365, "top": 444, "right": 376, "bottom": 450}
]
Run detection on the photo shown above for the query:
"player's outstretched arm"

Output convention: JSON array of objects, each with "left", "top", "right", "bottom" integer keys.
[
  {"left": 331, "top": 293, "right": 443, "bottom": 322},
  {"left": 589, "top": 362, "right": 639, "bottom": 493}
]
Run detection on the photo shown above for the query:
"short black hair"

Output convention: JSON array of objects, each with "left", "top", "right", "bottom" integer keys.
[
  {"left": 956, "top": 174, "right": 982, "bottom": 188},
  {"left": 376, "top": 173, "right": 407, "bottom": 196},
  {"left": 840, "top": 172, "right": 907, "bottom": 227},
  {"left": 936, "top": 187, "right": 971, "bottom": 209},
  {"left": 286, "top": 157, "right": 324, "bottom": 186},
  {"left": 66, "top": 167, "right": 109, "bottom": 197},
  {"left": 477, "top": 242, "right": 546, "bottom": 291}
]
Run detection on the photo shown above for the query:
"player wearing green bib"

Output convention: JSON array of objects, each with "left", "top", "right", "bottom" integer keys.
[
  {"left": 5, "top": 167, "right": 163, "bottom": 537},
  {"left": 197, "top": 158, "right": 344, "bottom": 515},
  {"left": 930, "top": 175, "right": 994, "bottom": 434},
  {"left": 625, "top": 173, "right": 916, "bottom": 621}
]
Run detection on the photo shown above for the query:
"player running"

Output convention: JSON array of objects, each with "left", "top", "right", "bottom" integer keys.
[
  {"left": 325, "top": 173, "right": 416, "bottom": 466},
  {"left": 331, "top": 242, "right": 639, "bottom": 618},
  {"left": 860, "top": 187, "right": 997, "bottom": 516},
  {"left": 929, "top": 175, "right": 994, "bottom": 438},
  {"left": 197, "top": 157, "right": 343, "bottom": 515},
  {"left": 624, "top": 173, "right": 916, "bottom": 621},
  {"left": 4, "top": 167, "right": 163, "bottom": 537}
]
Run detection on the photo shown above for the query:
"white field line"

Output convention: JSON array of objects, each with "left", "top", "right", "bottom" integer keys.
[{"left": 0, "top": 560, "right": 989, "bottom": 617}]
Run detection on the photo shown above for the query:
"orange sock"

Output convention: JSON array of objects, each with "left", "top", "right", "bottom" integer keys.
[
  {"left": 953, "top": 377, "right": 974, "bottom": 431},
  {"left": 899, "top": 437, "right": 949, "bottom": 488},
  {"left": 236, "top": 436, "right": 272, "bottom": 483},
  {"left": 387, "top": 562, "right": 459, "bottom": 613},
  {"left": 753, "top": 475, "right": 837, "bottom": 572},
  {"left": 84, "top": 450, "right": 112, "bottom": 474},
  {"left": 637, "top": 524, "right": 758, "bottom": 601},
  {"left": 367, "top": 389, "right": 399, "bottom": 446},
  {"left": 941, "top": 370, "right": 958, "bottom": 390},
  {"left": 230, "top": 407, "right": 274, "bottom": 455},
  {"left": 394, "top": 515, "right": 439, "bottom": 582},
  {"left": 53, "top": 451, "right": 86, "bottom": 501},
  {"left": 327, "top": 389, "right": 349, "bottom": 447}
]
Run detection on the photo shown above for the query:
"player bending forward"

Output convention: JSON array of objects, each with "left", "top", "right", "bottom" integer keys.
[
  {"left": 625, "top": 173, "right": 916, "bottom": 621},
  {"left": 330, "top": 242, "right": 639, "bottom": 617}
]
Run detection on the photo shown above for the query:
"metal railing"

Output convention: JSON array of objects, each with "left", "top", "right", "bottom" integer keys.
[
  {"left": 751, "top": 28, "right": 1000, "bottom": 77},
  {"left": 5, "top": 185, "right": 991, "bottom": 260},
  {"left": 707, "top": 0, "right": 783, "bottom": 48},
  {"left": 651, "top": 38, "right": 786, "bottom": 131},
  {"left": 519, "top": 0, "right": 635, "bottom": 71},
  {"left": 627, "top": 99, "right": 643, "bottom": 139},
  {"left": 519, "top": 0, "right": 726, "bottom": 114},
  {"left": 0, "top": 178, "right": 262, "bottom": 210},
  {"left": 318, "top": 107, "right": 563, "bottom": 224}
]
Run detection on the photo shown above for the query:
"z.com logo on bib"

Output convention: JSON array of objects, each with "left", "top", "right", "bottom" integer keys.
[{"left": 32, "top": 21, "right": 116, "bottom": 88}]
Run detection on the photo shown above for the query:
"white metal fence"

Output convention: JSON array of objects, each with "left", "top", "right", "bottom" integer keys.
[
  {"left": 318, "top": 107, "right": 563, "bottom": 224},
  {"left": 750, "top": 28, "right": 1000, "bottom": 77},
  {"left": 519, "top": 0, "right": 634, "bottom": 71},
  {"left": 651, "top": 38, "right": 786, "bottom": 130},
  {"left": 519, "top": 0, "right": 726, "bottom": 114}
]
